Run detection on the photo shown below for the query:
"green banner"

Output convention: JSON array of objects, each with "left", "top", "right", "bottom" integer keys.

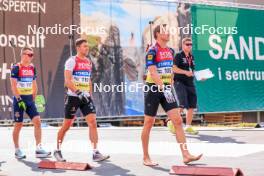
[{"left": 192, "top": 5, "right": 264, "bottom": 113}]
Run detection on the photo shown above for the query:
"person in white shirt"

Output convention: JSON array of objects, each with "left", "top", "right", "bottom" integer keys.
[{"left": 53, "top": 38, "right": 110, "bottom": 162}]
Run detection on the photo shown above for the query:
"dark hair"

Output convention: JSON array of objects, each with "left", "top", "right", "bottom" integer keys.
[
  {"left": 75, "top": 38, "right": 87, "bottom": 47},
  {"left": 153, "top": 24, "right": 167, "bottom": 40}
]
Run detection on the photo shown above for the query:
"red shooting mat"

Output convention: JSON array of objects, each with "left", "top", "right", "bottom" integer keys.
[
  {"left": 38, "top": 160, "right": 92, "bottom": 171},
  {"left": 170, "top": 165, "right": 244, "bottom": 176}
]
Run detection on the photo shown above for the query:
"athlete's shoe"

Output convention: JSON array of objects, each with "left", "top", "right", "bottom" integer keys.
[
  {"left": 54, "top": 150, "right": 66, "bottom": 162},
  {"left": 15, "top": 148, "right": 26, "bottom": 159},
  {"left": 92, "top": 151, "right": 110, "bottom": 162},
  {"left": 35, "top": 147, "right": 51, "bottom": 158},
  {"left": 185, "top": 127, "right": 199, "bottom": 135}
]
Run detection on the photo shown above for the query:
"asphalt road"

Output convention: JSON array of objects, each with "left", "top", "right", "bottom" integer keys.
[{"left": 0, "top": 126, "right": 264, "bottom": 176}]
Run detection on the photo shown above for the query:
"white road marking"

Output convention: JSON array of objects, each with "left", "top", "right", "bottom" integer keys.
[{"left": 1, "top": 140, "right": 263, "bottom": 158}]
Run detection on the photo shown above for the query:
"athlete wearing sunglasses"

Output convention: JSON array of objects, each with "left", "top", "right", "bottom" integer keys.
[
  {"left": 23, "top": 53, "right": 34, "bottom": 57},
  {"left": 10, "top": 46, "right": 51, "bottom": 159}
]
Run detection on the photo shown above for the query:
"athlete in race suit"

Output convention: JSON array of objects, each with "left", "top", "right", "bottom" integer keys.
[
  {"left": 10, "top": 46, "right": 51, "bottom": 159},
  {"left": 141, "top": 24, "right": 202, "bottom": 166},
  {"left": 54, "top": 38, "right": 110, "bottom": 162},
  {"left": 144, "top": 42, "right": 177, "bottom": 116}
]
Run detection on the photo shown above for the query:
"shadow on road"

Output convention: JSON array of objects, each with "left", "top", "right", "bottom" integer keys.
[
  {"left": 18, "top": 159, "right": 66, "bottom": 174},
  {"left": 147, "top": 165, "right": 170, "bottom": 173},
  {"left": 91, "top": 160, "right": 136, "bottom": 176},
  {"left": 187, "top": 134, "right": 245, "bottom": 144},
  {"left": 0, "top": 161, "right": 6, "bottom": 171},
  {"left": 184, "top": 163, "right": 207, "bottom": 166}
]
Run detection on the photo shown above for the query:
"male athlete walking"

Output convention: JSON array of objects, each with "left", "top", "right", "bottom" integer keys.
[
  {"left": 54, "top": 38, "right": 109, "bottom": 162},
  {"left": 10, "top": 46, "right": 51, "bottom": 159},
  {"left": 141, "top": 24, "right": 202, "bottom": 166}
]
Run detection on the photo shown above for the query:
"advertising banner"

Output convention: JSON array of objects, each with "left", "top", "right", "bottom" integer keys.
[
  {"left": 1, "top": 1, "right": 263, "bottom": 120},
  {"left": 192, "top": 5, "right": 264, "bottom": 113},
  {"left": 0, "top": 0, "right": 79, "bottom": 120}
]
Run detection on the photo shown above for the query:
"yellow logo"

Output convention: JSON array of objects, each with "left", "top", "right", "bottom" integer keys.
[{"left": 147, "top": 55, "right": 153, "bottom": 60}]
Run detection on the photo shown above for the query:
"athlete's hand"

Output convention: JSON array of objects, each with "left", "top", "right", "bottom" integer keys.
[
  {"left": 76, "top": 90, "right": 90, "bottom": 104},
  {"left": 163, "top": 87, "right": 176, "bottom": 103},
  {"left": 17, "top": 97, "right": 27, "bottom": 111},
  {"left": 185, "top": 71, "right": 193, "bottom": 77}
]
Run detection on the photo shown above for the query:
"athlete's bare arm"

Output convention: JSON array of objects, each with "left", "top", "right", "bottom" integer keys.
[
  {"left": 64, "top": 70, "right": 78, "bottom": 93},
  {"left": 10, "top": 78, "right": 20, "bottom": 99},
  {"left": 89, "top": 80, "right": 92, "bottom": 96},
  {"left": 171, "top": 73, "right": 174, "bottom": 86},
  {"left": 32, "top": 80, "right": 38, "bottom": 99},
  {"left": 148, "top": 65, "right": 164, "bottom": 89}
]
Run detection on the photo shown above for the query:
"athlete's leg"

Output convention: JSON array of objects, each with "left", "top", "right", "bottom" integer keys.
[
  {"left": 85, "top": 113, "right": 98, "bottom": 149},
  {"left": 13, "top": 122, "right": 26, "bottom": 159},
  {"left": 57, "top": 119, "right": 72, "bottom": 150},
  {"left": 186, "top": 108, "right": 194, "bottom": 126},
  {"left": 25, "top": 99, "right": 51, "bottom": 158},
  {"left": 31, "top": 115, "right": 51, "bottom": 158},
  {"left": 81, "top": 99, "right": 109, "bottom": 162},
  {"left": 167, "top": 108, "right": 202, "bottom": 164},
  {"left": 13, "top": 122, "right": 23, "bottom": 149},
  {"left": 167, "top": 109, "right": 186, "bottom": 152},
  {"left": 54, "top": 119, "right": 72, "bottom": 161},
  {"left": 13, "top": 97, "right": 26, "bottom": 159},
  {"left": 24, "top": 97, "right": 42, "bottom": 146},
  {"left": 142, "top": 83, "right": 160, "bottom": 166},
  {"left": 31, "top": 116, "right": 41, "bottom": 146},
  {"left": 179, "top": 108, "right": 184, "bottom": 114},
  {"left": 141, "top": 115, "right": 158, "bottom": 166},
  {"left": 13, "top": 98, "right": 24, "bottom": 149},
  {"left": 57, "top": 96, "right": 79, "bottom": 150}
]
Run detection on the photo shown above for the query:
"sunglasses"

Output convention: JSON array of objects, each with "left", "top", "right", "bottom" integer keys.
[
  {"left": 185, "top": 43, "right": 192, "bottom": 46},
  {"left": 23, "top": 53, "right": 34, "bottom": 57}
]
